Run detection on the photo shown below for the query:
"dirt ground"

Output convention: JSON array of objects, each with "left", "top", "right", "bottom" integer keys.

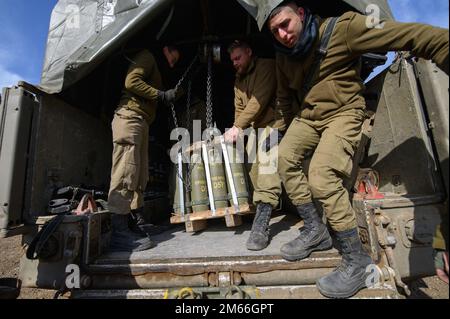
[
  {"left": 0, "top": 236, "right": 56, "bottom": 299},
  {"left": 0, "top": 236, "right": 448, "bottom": 299}
]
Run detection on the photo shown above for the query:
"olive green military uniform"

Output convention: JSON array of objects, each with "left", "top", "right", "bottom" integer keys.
[
  {"left": 234, "top": 57, "right": 283, "bottom": 207},
  {"left": 276, "top": 12, "right": 449, "bottom": 232},
  {"left": 108, "top": 49, "right": 163, "bottom": 215}
]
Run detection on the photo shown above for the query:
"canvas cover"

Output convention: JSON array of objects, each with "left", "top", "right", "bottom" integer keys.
[{"left": 40, "top": 0, "right": 393, "bottom": 93}]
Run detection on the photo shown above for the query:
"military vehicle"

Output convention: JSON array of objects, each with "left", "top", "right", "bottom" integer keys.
[{"left": 0, "top": 0, "right": 448, "bottom": 299}]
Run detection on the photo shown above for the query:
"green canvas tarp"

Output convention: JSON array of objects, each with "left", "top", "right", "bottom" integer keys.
[{"left": 40, "top": 0, "right": 393, "bottom": 94}]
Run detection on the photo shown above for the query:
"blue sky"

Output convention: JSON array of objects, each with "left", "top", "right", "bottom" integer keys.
[
  {"left": 0, "top": 0, "right": 448, "bottom": 89},
  {"left": 0, "top": 1, "right": 57, "bottom": 89}
]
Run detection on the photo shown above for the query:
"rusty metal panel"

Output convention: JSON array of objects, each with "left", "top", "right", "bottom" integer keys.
[
  {"left": 256, "top": 285, "right": 401, "bottom": 299},
  {"left": 90, "top": 272, "right": 209, "bottom": 290},
  {"left": 354, "top": 194, "right": 442, "bottom": 280},
  {"left": 240, "top": 269, "right": 334, "bottom": 286},
  {"left": 71, "top": 285, "right": 402, "bottom": 299},
  {"left": 381, "top": 203, "right": 441, "bottom": 280},
  {"left": 89, "top": 251, "right": 341, "bottom": 276}
]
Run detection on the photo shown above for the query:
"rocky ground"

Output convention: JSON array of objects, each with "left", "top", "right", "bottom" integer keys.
[{"left": 1, "top": 236, "right": 448, "bottom": 299}]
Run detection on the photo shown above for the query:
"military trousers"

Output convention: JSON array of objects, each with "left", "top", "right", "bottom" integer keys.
[
  {"left": 108, "top": 108, "right": 149, "bottom": 215},
  {"left": 246, "top": 124, "right": 283, "bottom": 208},
  {"left": 278, "top": 109, "right": 365, "bottom": 232}
]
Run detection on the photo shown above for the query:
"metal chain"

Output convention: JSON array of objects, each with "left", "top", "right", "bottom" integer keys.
[
  {"left": 206, "top": 47, "right": 213, "bottom": 130},
  {"left": 168, "top": 55, "right": 199, "bottom": 194},
  {"left": 175, "top": 55, "right": 199, "bottom": 96},
  {"left": 184, "top": 80, "right": 193, "bottom": 192},
  {"left": 169, "top": 102, "right": 179, "bottom": 129},
  {"left": 169, "top": 55, "right": 199, "bottom": 129},
  {"left": 185, "top": 80, "right": 192, "bottom": 132}
]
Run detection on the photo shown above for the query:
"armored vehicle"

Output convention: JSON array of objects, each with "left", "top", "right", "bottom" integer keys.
[{"left": 0, "top": 0, "right": 447, "bottom": 299}]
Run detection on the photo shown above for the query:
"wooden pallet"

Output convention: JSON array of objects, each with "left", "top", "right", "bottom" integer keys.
[{"left": 170, "top": 203, "right": 254, "bottom": 232}]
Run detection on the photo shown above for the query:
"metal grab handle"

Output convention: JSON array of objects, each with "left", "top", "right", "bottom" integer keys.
[
  {"left": 202, "top": 142, "right": 216, "bottom": 214},
  {"left": 220, "top": 136, "right": 239, "bottom": 212},
  {"left": 177, "top": 152, "right": 185, "bottom": 216}
]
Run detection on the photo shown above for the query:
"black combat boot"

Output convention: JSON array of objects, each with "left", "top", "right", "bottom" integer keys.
[
  {"left": 316, "top": 228, "right": 373, "bottom": 298},
  {"left": 129, "top": 208, "right": 151, "bottom": 235},
  {"left": 109, "top": 213, "right": 154, "bottom": 252},
  {"left": 129, "top": 208, "right": 170, "bottom": 236},
  {"left": 246, "top": 203, "right": 273, "bottom": 251},
  {"left": 280, "top": 202, "right": 332, "bottom": 261}
]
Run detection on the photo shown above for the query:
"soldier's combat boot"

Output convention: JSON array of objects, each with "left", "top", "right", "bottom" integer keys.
[
  {"left": 129, "top": 208, "right": 171, "bottom": 236},
  {"left": 280, "top": 202, "right": 332, "bottom": 261},
  {"left": 129, "top": 208, "right": 151, "bottom": 235},
  {"left": 109, "top": 213, "right": 154, "bottom": 252},
  {"left": 246, "top": 203, "right": 273, "bottom": 251},
  {"left": 316, "top": 228, "right": 373, "bottom": 299}
]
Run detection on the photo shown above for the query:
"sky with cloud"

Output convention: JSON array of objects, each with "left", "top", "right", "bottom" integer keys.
[
  {"left": 0, "top": 1, "right": 57, "bottom": 89},
  {"left": 0, "top": 0, "right": 448, "bottom": 90}
]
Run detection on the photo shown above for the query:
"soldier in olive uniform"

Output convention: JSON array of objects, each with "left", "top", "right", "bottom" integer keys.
[
  {"left": 263, "top": 1, "right": 449, "bottom": 298},
  {"left": 108, "top": 46, "right": 181, "bottom": 252},
  {"left": 225, "top": 40, "right": 284, "bottom": 251}
]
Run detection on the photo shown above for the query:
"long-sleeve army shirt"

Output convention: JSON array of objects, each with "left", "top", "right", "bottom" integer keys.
[
  {"left": 234, "top": 57, "right": 282, "bottom": 129},
  {"left": 118, "top": 49, "right": 163, "bottom": 124},
  {"left": 275, "top": 12, "right": 449, "bottom": 131}
]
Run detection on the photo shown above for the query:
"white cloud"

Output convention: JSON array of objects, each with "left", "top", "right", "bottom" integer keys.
[
  {"left": 0, "top": 64, "right": 22, "bottom": 89},
  {"left": 0, "top": 41, "right": 28, "bottom": 88},
  {"left": 0, "top": 23, "right": 32, "bottom": 88},
  {"left": 0, "top": 48, "right": 13, "bottom": 65}
]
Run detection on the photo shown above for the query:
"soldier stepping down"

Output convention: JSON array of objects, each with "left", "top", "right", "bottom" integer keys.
[
  {"left": 263, "top": 1, "right": 449, "bottom": 298},
  {"left": 225, "top": 40, "right": 284, "bottom": 251},
  {"left": 107, "top": 45, "right": 182, "bottom": 252}
]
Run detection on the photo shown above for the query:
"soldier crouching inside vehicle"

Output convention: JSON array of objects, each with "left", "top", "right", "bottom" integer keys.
[
  {"left": 264, "top": 1, "right": 448, "bottom": 298},
  {"left": 225, "top": 40, "right": 285, "bottom": 252}
]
